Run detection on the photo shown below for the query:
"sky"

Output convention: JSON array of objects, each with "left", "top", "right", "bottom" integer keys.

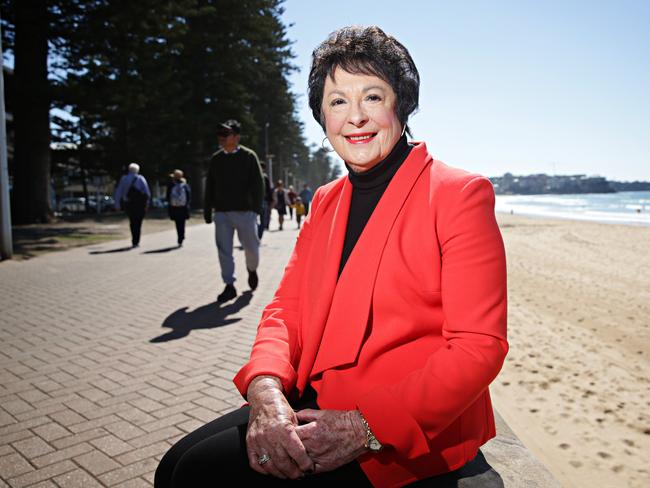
[{"left": 281, "top": 0, "right": 650, "bottom": 181}]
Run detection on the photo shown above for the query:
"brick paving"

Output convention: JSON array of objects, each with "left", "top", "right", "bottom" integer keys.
[
  {"left": 0, "top": 216, "right": 561, "bottom": 487},
  {"left": 1, "top": 218, "right": 300, "bottom": 487}
]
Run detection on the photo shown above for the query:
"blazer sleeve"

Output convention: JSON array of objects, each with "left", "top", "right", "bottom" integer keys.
[
  {"left": 356, "top": 176, "right": 508, "bottom": 459},
  {"left": 233, "top": 189, "right": 322, "bottom": 397}
]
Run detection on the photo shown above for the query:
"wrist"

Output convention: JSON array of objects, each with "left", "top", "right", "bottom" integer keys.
[{"left": 247, "top": 375, "right": 283, "bottom": 404}]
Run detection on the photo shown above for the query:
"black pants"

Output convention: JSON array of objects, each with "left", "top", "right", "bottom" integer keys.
[
  {"left": 154, "top": 405, "right": 373, "bottom": 487},
  {"left": 173, "top": 218, "right": 186, "bottom": 244},
  {"left": 127, "top": 207, "right": 145, "bottom": 246},
  {"left": 169, "top": 207, "right": 188, "bottom": 245},
  {"left": 154, "top": 404, "right": 502, "bottom": 487}
]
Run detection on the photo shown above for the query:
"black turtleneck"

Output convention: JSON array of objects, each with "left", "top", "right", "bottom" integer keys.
[{"left": 338, "top": 135, "right": 412, "bottom": 277}]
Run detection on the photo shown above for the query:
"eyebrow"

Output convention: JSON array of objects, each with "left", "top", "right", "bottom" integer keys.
[{"left": 325, "top": 85, "right": 387, "bottom": 97}]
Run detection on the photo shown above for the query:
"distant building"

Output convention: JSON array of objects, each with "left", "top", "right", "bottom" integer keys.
[{"left": 489, "top": 173, "right": 616, "bottom": 195}]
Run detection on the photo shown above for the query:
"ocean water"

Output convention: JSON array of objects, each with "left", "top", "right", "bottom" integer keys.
[{"left": 495, "top": 191, "right": 650, "bottom": 226}]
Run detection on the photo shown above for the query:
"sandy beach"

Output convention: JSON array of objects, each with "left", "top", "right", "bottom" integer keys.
[{"left": 492, "top": 214, "right": 650, "bottom": 488}]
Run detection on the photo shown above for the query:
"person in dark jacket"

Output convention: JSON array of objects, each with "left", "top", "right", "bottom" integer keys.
[
  {"left": 204, "top": 119, "right": 265, "bottom": 303},
  {"left": 166, "top": 169, "right": 191, "bottom": 247},
  {"left": 273, "top": 180, "right": 289, "bottom": 230},
  {"left": 287, "top": 185, "right": 297, "bottom": 220}
]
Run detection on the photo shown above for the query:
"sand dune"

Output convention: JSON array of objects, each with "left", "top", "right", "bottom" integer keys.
[{"left": 492, "top": 214, "right": 650, "bottom": 488}]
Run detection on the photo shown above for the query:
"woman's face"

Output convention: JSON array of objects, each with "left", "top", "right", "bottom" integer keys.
[{"left": 322, "top": 67, "right": 402, "bottom": 173}]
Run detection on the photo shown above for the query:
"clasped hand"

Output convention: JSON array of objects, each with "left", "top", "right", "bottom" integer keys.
[{"left": 246, "top": 377, "right": 367, "bottom": 479}]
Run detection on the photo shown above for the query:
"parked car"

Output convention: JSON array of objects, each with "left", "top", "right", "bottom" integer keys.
[
  {"left": 151, "top": 197, "right": 168, "bottom": 209},
  {"left": 88, "top": 195, "right": 116, "bottom": 212},
  {"left": 58, "top": 197, "right": 86, "bottom": 213}
]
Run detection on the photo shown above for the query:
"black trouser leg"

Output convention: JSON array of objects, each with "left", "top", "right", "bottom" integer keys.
[
  {"left": 128, "top": 209, "right": 145, "bottom": 246},
  {"left": 154, "top": 406, "right": 372, "bottom": 488},
  {"left": 174, "top": 218, "right": 185, "bottom": 243}
]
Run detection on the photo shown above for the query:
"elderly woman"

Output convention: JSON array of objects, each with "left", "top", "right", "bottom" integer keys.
[
  {"left": 166, "top": 169, "right": 191, "bottom": 247},
  {"left": 155, "top": 26, "right": 507, "bottom": 487}
]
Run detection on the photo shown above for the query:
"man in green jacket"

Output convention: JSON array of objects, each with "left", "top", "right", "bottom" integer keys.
[{"left": 204, "top": 120, "right": 264, "bottom": 303}]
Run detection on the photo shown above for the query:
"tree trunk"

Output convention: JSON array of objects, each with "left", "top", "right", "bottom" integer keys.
[{"left": 12, "top": 0, "right": 52, "bottom": 224}]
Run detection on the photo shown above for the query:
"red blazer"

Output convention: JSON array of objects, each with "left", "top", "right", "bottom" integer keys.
[{"left": 234, "top": 142, "right": 508, "bottom": 487}]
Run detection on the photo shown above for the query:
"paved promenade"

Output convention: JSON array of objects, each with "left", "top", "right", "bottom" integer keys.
[{"left": 0, "top": 218, "right": 559, "bottom": 487}]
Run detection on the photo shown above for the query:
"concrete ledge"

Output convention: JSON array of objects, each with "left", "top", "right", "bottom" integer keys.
[{"left": 483, "top": 411, "right": 562, "bottom": 487}]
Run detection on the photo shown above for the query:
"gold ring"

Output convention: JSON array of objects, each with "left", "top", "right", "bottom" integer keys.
[{"left": 258, "top": 453, "right": 271, "bottom": 465}]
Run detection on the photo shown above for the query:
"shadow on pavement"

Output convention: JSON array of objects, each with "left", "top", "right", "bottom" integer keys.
[
  {"left": 142, "top": 246, "right": 180, "bottom": 254},
  {"left": 89, "top": 246, "right": 134, "bottom": 254},
  {"left": 150, "top": 291, "right": 253, "bottom": 343}
]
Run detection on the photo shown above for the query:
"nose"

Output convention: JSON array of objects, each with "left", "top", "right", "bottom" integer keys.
[{"left": 347, "top": 100, "right": 368, "bottom": 127}]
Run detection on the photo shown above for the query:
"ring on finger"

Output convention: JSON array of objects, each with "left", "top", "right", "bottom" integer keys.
[{"left": 258, "top": 453, "right": 271, "bottom": 466}]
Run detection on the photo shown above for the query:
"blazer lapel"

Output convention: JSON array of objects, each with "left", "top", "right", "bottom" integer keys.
[
  {"left": 311, "top": 143, "right": 432, "bottom": 377},
  {"left": 296, "top": 179, "right": 351, "bottom": 389}
]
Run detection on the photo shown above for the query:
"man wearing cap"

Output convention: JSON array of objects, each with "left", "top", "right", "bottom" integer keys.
[{"left": 204, "top": 120, "right": 265, "bottom": 303}]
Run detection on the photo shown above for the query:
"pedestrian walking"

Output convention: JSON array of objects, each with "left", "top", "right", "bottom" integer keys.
[
  {"left": 299, "top": 183, "right": 314, "bottom": 215},
  {"left": 258, "top": 162, "right": 273, "bottom": 239},
  {"left": 114, "top": 163, "right": 151, "bottom": 248},
  {"left": 204, "top": 119, "right": 265, "bottom": 303},
  {"left": 287, "top": 185, "right": 297, "bottom": 220},
  {"left": 273, "top": 180, "right": 289, "bottom": 230},
  {"left": 166, "top": 169, "right": 191, "bottom": 247},
  {"left": 293, "top": 196, "right": 306, "bottom": 229}
]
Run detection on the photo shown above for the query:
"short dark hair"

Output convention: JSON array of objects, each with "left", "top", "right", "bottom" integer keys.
[{"left": 308, "top": 26, "right": 420, "bottom": 130}]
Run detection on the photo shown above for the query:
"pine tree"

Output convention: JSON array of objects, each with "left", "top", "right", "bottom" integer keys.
[
  {"left": 1, "top": 0, "right": 341, "bottom": 216},
  {"left": 4, "top": 0, "right": 52, "bottom": 223}
]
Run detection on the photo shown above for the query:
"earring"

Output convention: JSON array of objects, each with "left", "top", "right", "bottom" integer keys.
[
  {"left": 400, "top": 124, "right": 407, "bottom": 137},
  {"left": 321, "top": 136, "right": 334, "bottom": 153}
]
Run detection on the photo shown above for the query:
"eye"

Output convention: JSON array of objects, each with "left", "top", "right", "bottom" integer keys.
[
  {"left": 366, "top": 94, "right": 382, "bottom": 102},
  {"left": 329, "top": 98, "right": 345, "bottom": 107}
]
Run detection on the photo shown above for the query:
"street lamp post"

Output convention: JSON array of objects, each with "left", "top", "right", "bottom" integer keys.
[
  {"left": 264, "top": 122, "right": 273, "bottom": 182},
  {"left": 0, "top": 23, "right": 13, "bottom": 259}
]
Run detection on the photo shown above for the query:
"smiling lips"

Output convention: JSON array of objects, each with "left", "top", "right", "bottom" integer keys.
[{"left": 345, "top": 132, "right": 377, "bottom": 144}]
